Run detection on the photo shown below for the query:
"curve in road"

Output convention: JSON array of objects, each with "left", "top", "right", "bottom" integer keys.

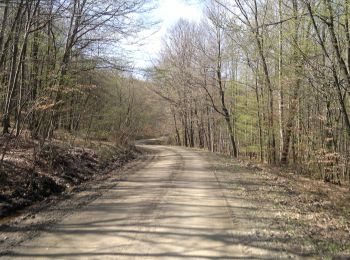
[{"left": 5, "top": 146, "right": 291, "bottom": 259}]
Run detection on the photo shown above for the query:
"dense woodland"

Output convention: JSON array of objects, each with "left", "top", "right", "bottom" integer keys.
[
  {"left": 1, "top": 0, "right": 350, "bottom": 185},
  {"left": 0, "top": 0, "right": 169, "bottom": 215},
  {"left": 152, "top": 0, "right": 350, "bottom": 184},
  {"left": 1, "top": 1, "right": 350, "bottom": 256},
  {"left": 0, "top": 0, "right": 162, "bottom": 150}
]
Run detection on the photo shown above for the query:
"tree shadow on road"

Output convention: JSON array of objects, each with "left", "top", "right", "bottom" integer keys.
[{"left": 2, "top": 149, "right": 317, "bottom": 259}]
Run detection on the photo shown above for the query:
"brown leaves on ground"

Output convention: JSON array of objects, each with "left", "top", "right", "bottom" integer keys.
[
  {"left": 209, "top": 153, "right": 350, "bottom": 258},
  {"left": 0, "top": 136, "right": 139, "bottom": 218},
  {"left": 243, "top": 161, "right": 350, "bottom": 257}
]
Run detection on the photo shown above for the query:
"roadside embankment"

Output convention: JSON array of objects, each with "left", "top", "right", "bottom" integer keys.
[{"left": 0, "top": 136, "right": 140, "bottom": 218}]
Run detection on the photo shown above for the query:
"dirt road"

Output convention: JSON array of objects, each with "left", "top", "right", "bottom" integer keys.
[{"left": 3, "top": 146, "right": 296, "bottom": 259}]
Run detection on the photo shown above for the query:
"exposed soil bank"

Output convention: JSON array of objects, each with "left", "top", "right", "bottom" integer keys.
[{"left": 0, "top": 136, "right": 140, "bottom": 218}]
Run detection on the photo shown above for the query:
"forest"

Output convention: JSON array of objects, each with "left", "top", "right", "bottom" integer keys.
[
  {"left": 0, "top": 0, "right": 165, "bottom": 216},
  {"left": 0, "top": 0, "right": 349, "bottom": 210},
  {"left": 0, "top": 0, "right": 162, "bottom": 144},
  {"left": 0, "top": 0, "right": 350, "bottom": 258},
  {"left": 151, "top": 0, "right": 350, "bottom": 184}
]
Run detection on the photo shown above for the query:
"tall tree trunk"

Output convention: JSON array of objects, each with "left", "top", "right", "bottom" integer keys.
[
  {"left": 3, "top": 23, "right": 21, "bottom": 134},
  {"left": 255, "top": 67, "right": 264, "bottom": 162},
  {"left": 281, "top": 0, "right": 301, "bottom": 165},
  {"left": 278, "top": 0, "right": 284, "bottom": 161},
  {"left": 15, "top": 41, "right": 27, "bottom": 137}
]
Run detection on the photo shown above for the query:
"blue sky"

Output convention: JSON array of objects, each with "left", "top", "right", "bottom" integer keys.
[{"left": 123, "top": 0, "right": 203, "bottom": 70}]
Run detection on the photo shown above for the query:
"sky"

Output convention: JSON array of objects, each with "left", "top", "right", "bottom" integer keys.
[{"left": 123, "top": 0, "right": 203, "bottom": 71}]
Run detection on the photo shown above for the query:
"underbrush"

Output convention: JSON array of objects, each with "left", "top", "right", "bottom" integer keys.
[
  {"left": 214, "top": 154, "right": 350, "bottom": 258},
  {"left": 0, "top": 135, "right": 140, "bottom": 218}
]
